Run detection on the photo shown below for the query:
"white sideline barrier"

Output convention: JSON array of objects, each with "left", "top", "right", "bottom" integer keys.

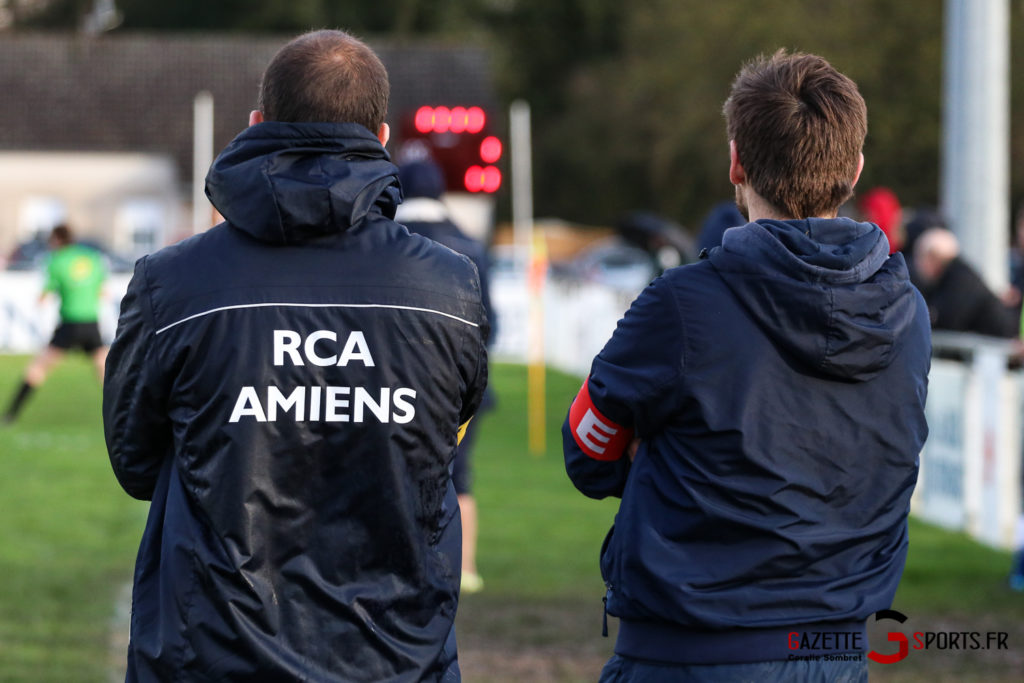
[
  {"left": 0, "top": 271, "right": 130, "bottom": 352},
  {"left": 493, "top": 276, "right": 1023, "bottom": 551},
  {"left": 490, "top": 272, "right": 638, "bottom": 378},
  {"left": 913, "top": 332, "right": 1022, "bottom": 549}
]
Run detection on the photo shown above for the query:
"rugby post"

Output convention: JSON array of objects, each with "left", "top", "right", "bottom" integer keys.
[
  {"left": 511, "top": 100, "right": 545, "bottom": 455},
  {"left": 941, "top": 0, "right": 1010, "bottom": 291},
  {"left": 193, "top": 91, "right": 215, "bottom": 234}
]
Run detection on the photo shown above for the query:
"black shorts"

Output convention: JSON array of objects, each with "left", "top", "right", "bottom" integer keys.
[
  {"left": 451, "top": 418, "right": 478, "bottom": 495},
  {"left": 451, "top": 387, "right": 495, "bottom": 495},
  {"left": 50, "top": 321, "right": 104, "bottom": 354}
]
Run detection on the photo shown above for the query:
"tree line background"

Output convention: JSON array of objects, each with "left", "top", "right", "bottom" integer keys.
[{"left": 10, "top": 0, "right": 1024, "bottom": 232}]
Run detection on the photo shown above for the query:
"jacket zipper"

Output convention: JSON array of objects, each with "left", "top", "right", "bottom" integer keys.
[
  {"left": 602, "top": 595, "right": 609, "bottom": 637},
  {"left": 602, "top": 582, "right": 612, "bottom": 637}
]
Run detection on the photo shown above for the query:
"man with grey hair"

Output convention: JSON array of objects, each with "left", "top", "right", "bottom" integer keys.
[
  {"left": 104, "top": 30, "right": 487, "bottom": 681},
  {"left": 914, "top": 227, "right": 1018, "bottom": 337}
]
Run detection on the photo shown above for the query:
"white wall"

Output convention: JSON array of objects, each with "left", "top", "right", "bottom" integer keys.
[{"left": 0, "top": 152, "right": 180, "bottom": 258}]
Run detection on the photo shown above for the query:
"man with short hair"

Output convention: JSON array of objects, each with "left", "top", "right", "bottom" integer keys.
[
  {"left": 104, "top": 30, "right": 487, "bottom": 681},
  {"left": 396, "top": 159, "right": 496, "bottom": 594},
  {"left": 4, "top": 224, "right": 108, "bottom": 423},
  {"left": 564, "top": 50, "right": 929, "bottom": 682}
]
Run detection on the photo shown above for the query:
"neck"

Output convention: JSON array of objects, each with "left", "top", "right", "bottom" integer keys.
[{"left": 739, "top": 187, "right": 837, "bottom": 222}]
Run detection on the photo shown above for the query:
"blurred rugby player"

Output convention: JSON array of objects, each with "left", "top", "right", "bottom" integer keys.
[{"left": 4, "top": 224, "right": 107, "bottom": 424}]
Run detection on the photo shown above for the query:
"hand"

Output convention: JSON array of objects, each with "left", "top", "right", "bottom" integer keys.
[
  {"left": 628, "top": 437, "right": 642, "bottom": 462},
  {"left": 1001, "top": 285, "right": 1021, "bottom": 307},
  {"left": 1010, "top": 338, "right": 1024, "bottom": 361}
]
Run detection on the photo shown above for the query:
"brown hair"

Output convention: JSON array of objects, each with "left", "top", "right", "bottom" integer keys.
[
  {"left": 723, "top": 50, "right": 867, "bottom": 218},
  {"left": 49, "top": 224, "right": 72, "bottom": 246},
  {"left": 258, "top": 30, "right": 389, "bottom": 131}
]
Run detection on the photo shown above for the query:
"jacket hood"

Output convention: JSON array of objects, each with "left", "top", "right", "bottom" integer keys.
[
  {"left": 708, "top": 217, "right": 919, "bottom": 381},
  {"left": 205, "top": 122, "right": 402, "bottom": 244}
]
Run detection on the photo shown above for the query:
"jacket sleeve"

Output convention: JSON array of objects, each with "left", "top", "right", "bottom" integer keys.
[
  {"left": 460, "top": 326, "right": 489, "bottom": 428},
  {"left": 469, "top": 242, "right": 497, "bottom": 346},
  {"left": 563, "top": 276, "right": 684, "bottom": 499},
  {"left": 102, "top": 257, "right": 173, "bottom": 501},
  {"left": 457, "top": 262, "right": 490, "bottom": 427},
  {"left": 968, "top": 281, "right": 1019, "bottom": 338}
]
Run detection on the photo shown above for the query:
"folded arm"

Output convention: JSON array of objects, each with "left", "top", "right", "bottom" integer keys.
[{"left": 563, "top": 277, "right": 684, "bottom": 499}]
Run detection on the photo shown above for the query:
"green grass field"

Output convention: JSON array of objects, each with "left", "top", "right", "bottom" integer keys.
[
  {"left": 0, "top": 354, "right": 147, "bottom": 682},
  {"left": 0, "top": 357, "right": 1021, "bottom": 681}
]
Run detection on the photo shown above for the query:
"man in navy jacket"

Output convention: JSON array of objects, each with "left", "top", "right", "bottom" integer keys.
[
  {"left": 396, "top": 159, "right": 495, "bottom": 595},
  {"left": 104, "top": 31, "right": 488, "bottom": 682},
  {"left": 564, "top": 50, "right": 929, "bottom": 682}
]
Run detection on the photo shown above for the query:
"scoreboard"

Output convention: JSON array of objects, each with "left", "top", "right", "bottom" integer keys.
[{"left": 398, "top": 105, "right": 503, "bottom": 194}]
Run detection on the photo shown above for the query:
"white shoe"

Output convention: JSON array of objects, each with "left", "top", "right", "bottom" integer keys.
[{"left": 461, "top": 572, "right": 484, "bottom": 594}]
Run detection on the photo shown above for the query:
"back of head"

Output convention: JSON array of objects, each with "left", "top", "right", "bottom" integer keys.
[
  {"left": 258, "top": 29, "right": 389, "bottom": 131},
  {"left": 913, "top": 227, "right": 959, "bottom": 283},
  {"left": 724, "top": 50, "right": 867, "bottom": 219},
  {"left": 398, "top": 159, "right": 446, "bottom": 200},
  {"left": 915, "top": 227, "right": 959, "bottom": 262},
  {"left": 49, "top": 223, "right": 72, "bottom": 247}
]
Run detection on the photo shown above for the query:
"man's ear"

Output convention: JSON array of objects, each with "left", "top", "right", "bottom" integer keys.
[
  {"left": 729, "top": 140, "right": 746, "bottom": 185},
  {"left": 852, "top": 152, "right": 865, "bottom": 188},
  {"left": 377, "top": 123, "right": 390, "bottom": 147},
  {"left": 249, "top": 110, "right": 265, "bottom": 127}
]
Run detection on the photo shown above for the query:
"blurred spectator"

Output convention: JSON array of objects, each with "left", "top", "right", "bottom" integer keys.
[
  {"left": 696, "top": 200, "right": 746, "bottom": 252},
  {"left": 913, "top": 228, "right": 1018, "bottom": 338},
  {"left": 396, "top": 158, "right": 494, "bottom": 594},
  {"left": 901, "top": 206, "right": 946, "bottom": 284},
  {"left": 1011, "top": 206, "right": 1024, "bottom": 592},
  {"left": 1011, "top": 521, "right": 1024, "bottom": 591},
  {"left": 859, "top": 186, "right": 903, "bottom": 254},
  {"left": 1005, "top": 205, "right": 1024, "bottom": 311}
]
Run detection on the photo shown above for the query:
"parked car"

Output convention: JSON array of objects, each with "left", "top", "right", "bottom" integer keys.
[
  {"left": 553, "top": 239, "right": 657, "bottom": 293},
  {"left": 616, "top": 211, "right": 697, "bottom": 272},
  {"left": 5, "top": 236, "right": 134, "bottom": 273}
]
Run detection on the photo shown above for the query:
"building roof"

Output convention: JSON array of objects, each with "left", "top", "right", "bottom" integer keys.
[{"left": 0, "top": 32, "right": 497, "bottom": 183}]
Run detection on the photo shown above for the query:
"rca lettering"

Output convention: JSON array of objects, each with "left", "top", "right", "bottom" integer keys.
[{"left": 229, "top": 329, "right": 416, "bottom": 424}]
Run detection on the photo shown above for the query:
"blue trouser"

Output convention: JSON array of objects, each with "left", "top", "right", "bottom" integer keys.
[{"left": 598, "top": 654, "right": 868, "bottom": 683}]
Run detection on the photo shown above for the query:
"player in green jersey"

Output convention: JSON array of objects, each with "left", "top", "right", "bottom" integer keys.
[{"left": 3, "top": 224, "right": 108, "bottom": 423}]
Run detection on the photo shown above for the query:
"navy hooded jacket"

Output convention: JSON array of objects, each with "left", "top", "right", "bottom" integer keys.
[
  {"left": 103, "top": 122, "right": 488, "bottom": 682},
  {"left": 563, "top": 218, "right": 929, "bottom": 664}
]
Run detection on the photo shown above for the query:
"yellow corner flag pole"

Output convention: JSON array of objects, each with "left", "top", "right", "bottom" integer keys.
[{"left": 527, "top": 231, "right": 547, "bottom": 455}]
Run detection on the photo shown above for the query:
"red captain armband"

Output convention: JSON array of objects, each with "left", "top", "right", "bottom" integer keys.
[{"left": 568, "top": 379, "right": 634, "bottom": 461}]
